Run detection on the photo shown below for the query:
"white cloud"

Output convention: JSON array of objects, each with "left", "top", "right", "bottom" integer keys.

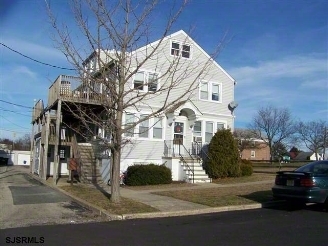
[
  {"left": 1, "top": 38, "right": 67, "bottom": 62},
  {"left": 12, "top": 66, "right": 37, "bottom": 78},
  {"left": 300, "top": 79, "right": 328, "bottom": 89},
  {"left": 231, "top": 54, "right": 328, "bottom": 127},
  {"left": 230, "top": 54, "right": 327, "bottom": 86}
]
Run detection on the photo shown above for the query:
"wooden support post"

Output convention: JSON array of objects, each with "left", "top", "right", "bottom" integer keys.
[
  {"left": 43, "top": 113, "right": 50, "bottom": 180},
  {"left": 30, "top": 123, "right": 35, "bottom": 174},
  {"left": 53, "top": 100, "right": 62, "bottom": 185}
]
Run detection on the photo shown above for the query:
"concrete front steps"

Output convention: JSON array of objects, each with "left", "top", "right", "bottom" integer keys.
[
  {"left": 77, "top": 144, "right": 103, "bottom": 184},
  {"left": 180, "top": 157, "right": 211, "bottom": 183}
]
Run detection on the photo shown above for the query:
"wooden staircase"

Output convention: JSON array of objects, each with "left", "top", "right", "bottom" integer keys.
[{"left": 77, "top": 144, "right": 103, "bottom": 184}]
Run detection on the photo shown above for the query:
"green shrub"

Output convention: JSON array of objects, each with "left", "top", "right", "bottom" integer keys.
[
  {"left": 125, "top": 164, "right": 172, "bottom": 186},
  {"left": 205, "top": 129, "right": 241, "bottom": 179},
  {"left": 239, "top": 159, "right": 253, "bottom": 176}
]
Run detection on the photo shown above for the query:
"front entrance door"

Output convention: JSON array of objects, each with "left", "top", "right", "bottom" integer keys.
[{"left": 173, "top": 122, "right": 184, "bottom": 156}]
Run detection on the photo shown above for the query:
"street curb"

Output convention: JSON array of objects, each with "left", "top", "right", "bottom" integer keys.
[
  {"left": 27, "top": 173, "right": 123, "bottom": 221},
  {"left": 27, "top": 173, "right": 283, "bottom": 221}
]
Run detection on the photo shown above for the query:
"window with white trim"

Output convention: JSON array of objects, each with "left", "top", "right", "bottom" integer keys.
[
  {"left": 205, "top": 122, "right": 214, "bottom": 143},
  {"left": 153, "top": 117, "right": 163, "bottom": 139},
  {"left": 125, "top": 113, "right": 135, "bottom": 137},
  {"left": 133, "top": 71, "right": 159, "bottom": 92},
  {"left": 251, "top": 150, "right": 256, "bottom": 158},
  {"left": 199, "top": 81, "right": 222, "bottom": 102},
  {"left": 194, "top": 121, "right": 202, "bottom": 137},
  {"left": 171, "top": 41, "right": 191, "bottom": 59},
  {"left": 217, "top": 123, "right": 225, "bottom": 131},
  {"left": 139, "top": 114, "right": 149, "bottom": 138}
]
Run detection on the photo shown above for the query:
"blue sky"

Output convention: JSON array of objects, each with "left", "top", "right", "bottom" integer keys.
[{"left": 0, "top": 0, "right": 327, "bottom": 140}]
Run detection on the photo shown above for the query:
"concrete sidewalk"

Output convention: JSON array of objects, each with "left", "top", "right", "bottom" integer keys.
[{"left": 25, "top": 167, "right": 275, "bottom": 220}]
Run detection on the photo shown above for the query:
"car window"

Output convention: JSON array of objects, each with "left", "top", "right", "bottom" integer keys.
[
  {"left": 296, "top": 163, "right": 313, "bottom": 172},
  {"left": 296, "top": 162, "right": 328, "bottom": 175},
  {"left": 313, "top": 163, "right": 328, "bottom": 175}
]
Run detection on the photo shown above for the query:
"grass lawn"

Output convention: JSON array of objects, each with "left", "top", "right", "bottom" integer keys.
[
  {"left": 152, "top": 171, "right": 279, "bottom": 207},
  {"left": 60, "top": 185, "right": 159, "bottom": 215},
  {"left": 152, "top": 183, "right": 275, "bottom": 207}
]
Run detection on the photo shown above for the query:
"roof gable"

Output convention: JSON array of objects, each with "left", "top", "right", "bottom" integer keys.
[{"left": 133, "top": 30, "right": 235, "bottom": 83}]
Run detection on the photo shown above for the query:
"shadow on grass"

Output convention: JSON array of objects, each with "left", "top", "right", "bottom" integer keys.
[{"left": 239, "top": 190, "right": 275, "bottom": 204}]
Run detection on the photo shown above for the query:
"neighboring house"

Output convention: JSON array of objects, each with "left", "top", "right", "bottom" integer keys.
[
  {"left": 294, "top": 152, "right": 324, "bottom": 161},
  {"left": 240, "top": 140, "right": 270, "bottom": 161},
  {"left": 30, "top": 30, "right": 236, "bottom": 183}
]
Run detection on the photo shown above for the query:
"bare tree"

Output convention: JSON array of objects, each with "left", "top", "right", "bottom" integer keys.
[
  {"left": 233, "top": 128, "right": 265, "bottom": 158},
  {"left": 248, "top": 105, "right": 295, "bottom": 164},
  {"left": 295, "top": 120, "right": 328, "bottom": 160},
  {"left": 46, "top": 0, "right": 226, "bottom": 202},
  {"left": 14, "top": 134, "right": 31, "bottom": 151}
]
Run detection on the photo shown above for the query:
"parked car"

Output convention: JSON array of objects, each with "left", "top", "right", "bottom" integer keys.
[{"left": 272, "top": 160, "right": 328, "bottom": 208}]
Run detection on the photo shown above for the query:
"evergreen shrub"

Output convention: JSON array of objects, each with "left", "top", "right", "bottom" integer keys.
[
  {"left": 239, "top": 159, "right": 253, "bottom": 176},
  {"left": 205, "top": 129, "right": 241, "bottom": 179},
  {"left": 125, "top": 164, "right": 172, "bottom": 186}
]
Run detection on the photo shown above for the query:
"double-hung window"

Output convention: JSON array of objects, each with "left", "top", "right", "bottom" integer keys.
[
  {"left": 133, "top": 71, "right": 159, "bottom": 92},
  {"left": 194, "top": 121, "right": 202, "bottom": 137},
  {"left": 125, "top": 113, "right": 135, "bottom": 137},
  {"left": 134, "top": 72, "right": 145, "bottom": 90},
  {"left": 199, "top": 81, "right": 221, "bottom": 102},
  {"left": 139, "top": 114, "right": 149, "bottom": 138},
  {"left": 200, "top": 82, "right": 208, "bottom": 100},
  {"left": 148, "top": 73, "right": 158, "bottom": 92},
  {"left": 217, "top": 123, "right": 224, "bottom": 130},
  {"left": 153, "top": 117, "right": 163, "bottom": 139},
  {"left": 205, "top": 122, "right": 214, "bottom": 143},
  {"left": 171, "top": 41, "right": 191, "bottom": 59}
]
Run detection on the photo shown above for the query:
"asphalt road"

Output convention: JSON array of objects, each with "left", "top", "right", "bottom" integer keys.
[
  {"left": 1, "top": 205, "right": 327, "bottom": 246},
  {"left": 0, "top": 165, "right": 107, "bottom": 229}
]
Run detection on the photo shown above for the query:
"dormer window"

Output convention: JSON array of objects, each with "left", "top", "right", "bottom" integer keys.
[{"left": 171, "top": 41, "right": 191, "bottom": 59}]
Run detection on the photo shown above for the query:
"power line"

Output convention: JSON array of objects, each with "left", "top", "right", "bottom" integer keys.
[
  {"left": 1, "top": 42, "right": 76, "bottom": 71},
  {"left": 0, "top": 128, "right": 30, "bottom": 134},
  {"left": 0, "top": 115, "right": 30, "bottom": 129},
  {"left": 0, "top": 107, "right": 32, "bottom": 116},
  {"left": 0, "top": 99, "right": 33, "bottom": 109}
]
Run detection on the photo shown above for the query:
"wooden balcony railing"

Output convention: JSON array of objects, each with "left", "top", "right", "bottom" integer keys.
[{"left": 48, "top": 75, "right": 109, "bottom": 107}]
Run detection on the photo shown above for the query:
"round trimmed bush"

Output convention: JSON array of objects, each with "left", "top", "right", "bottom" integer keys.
[
  {"left": 125, "top": 164, "right": 172, "bottom": 186},
  {"left": 239, "top": 159, "right": 253, "bottom": 176}
]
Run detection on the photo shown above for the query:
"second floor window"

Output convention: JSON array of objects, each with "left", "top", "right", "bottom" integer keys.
[
  {"left": 199, "top": 81, "right": 221, "bottom": 102},
  {"left": 133, "top": 71, "right": 159, "bottom": 92}
]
